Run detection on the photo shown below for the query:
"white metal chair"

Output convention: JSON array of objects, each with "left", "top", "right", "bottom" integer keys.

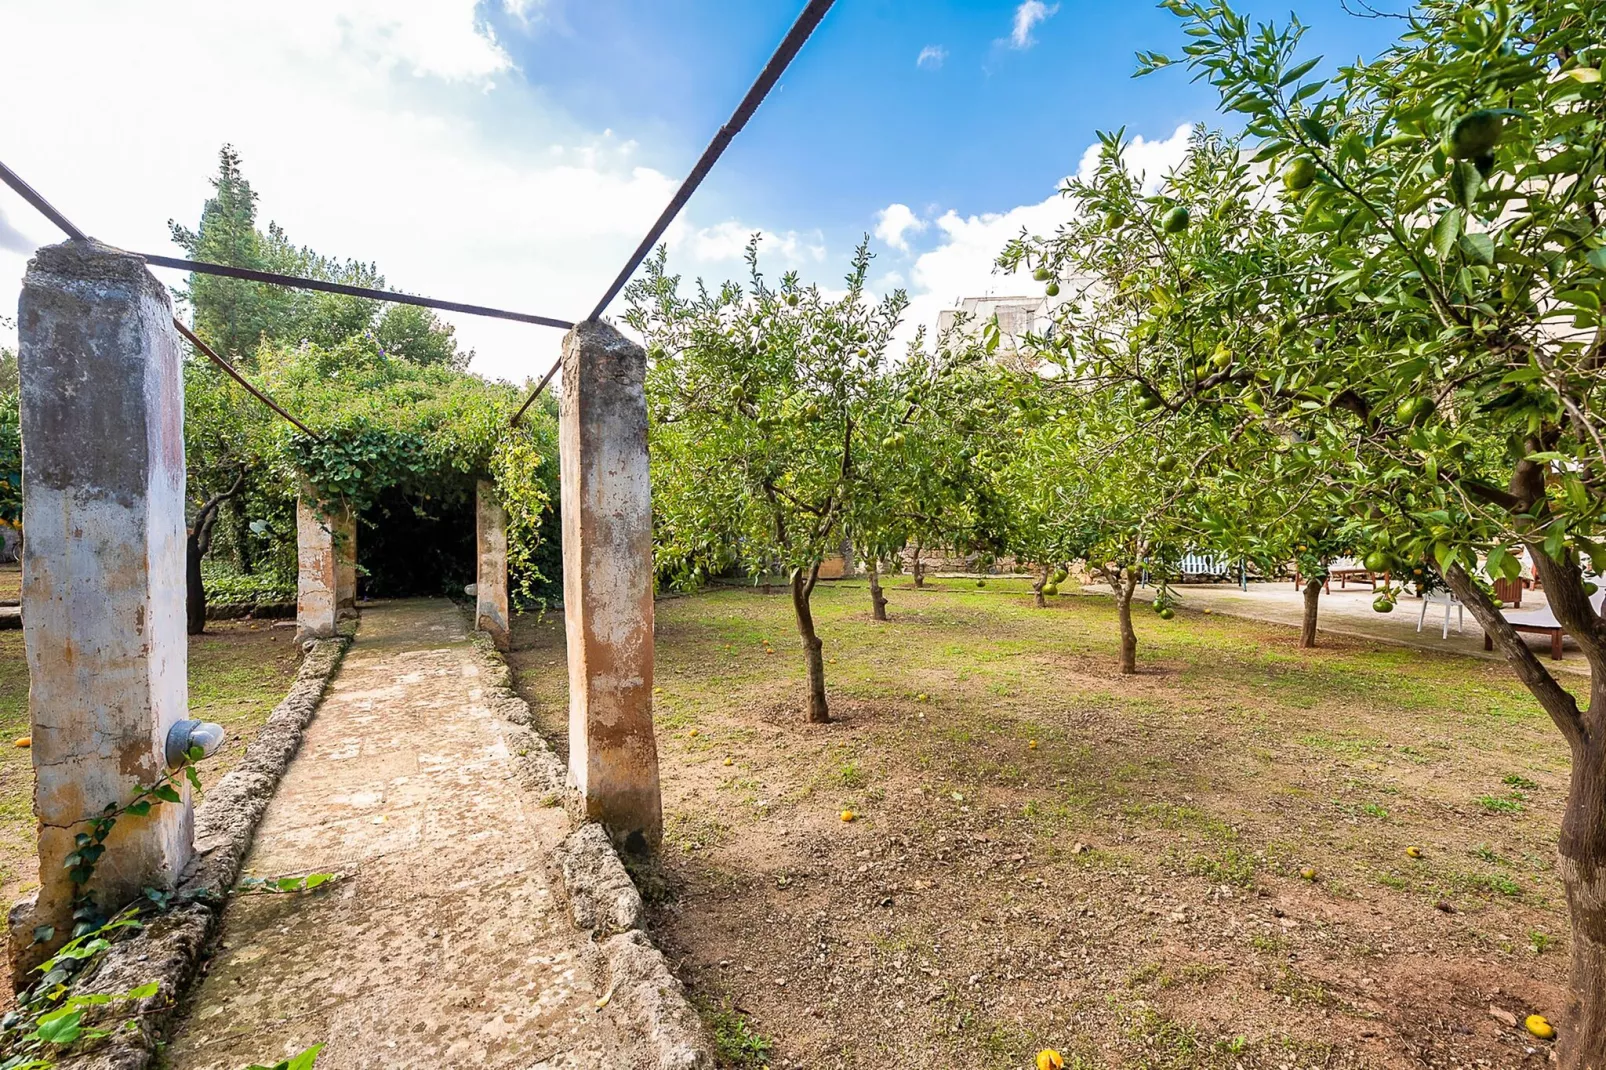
[{"left": 1418, "top": 590, "right": 1464, "bottom": 638}]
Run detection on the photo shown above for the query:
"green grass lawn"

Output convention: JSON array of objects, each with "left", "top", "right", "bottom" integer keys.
[
  {"left": 0, "top": 617, "right": 302, "bottom": 905},
  {"left": 513, "top": 576, "right": 1577, "bottom": 1070}
]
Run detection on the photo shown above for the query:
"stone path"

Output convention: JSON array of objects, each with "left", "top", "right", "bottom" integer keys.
[{"left": 166, "top": 599, "right": 610, "bottom": 1069}]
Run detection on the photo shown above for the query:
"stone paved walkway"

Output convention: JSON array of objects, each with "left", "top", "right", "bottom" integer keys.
[{"left": 166, "top": 599, "right": 610, "bottom": 1069}]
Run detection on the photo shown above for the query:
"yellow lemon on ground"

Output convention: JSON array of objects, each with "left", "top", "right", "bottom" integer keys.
[
  {"left": 13, "top": 737, "right": 29, "bottom": 748},
  {"left": 917, "top": 693, "right": 929, "bottom": 703},
  {"left": 1037, "top": 1050, "right": 1065, "bottom": 1070},
  {"left": 840, "top": 810, "right": 856, "bottom": 823},
  {"left": 723, "top": 757, "right": 734, "bottom": 767},
  {"left": 1300, "top": 866, "right": 1317, "bottom": 881},
  {"left": 687, "top": 729, "right": 699, "bottom": 738},
  {"left": 1525, "top": 1014, "right": 1555, "bottom": 1039},
  {"left": 1028, "top": 739, "right": 1039, "bottom": 750},
  {"left": 1405, "top": 845, "right": 1422, "bottom": 859}
]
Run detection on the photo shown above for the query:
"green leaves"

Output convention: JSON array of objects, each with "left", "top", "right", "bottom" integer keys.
[{"left": 248, "top": 1043, "right": 325, "bottom": 1070}]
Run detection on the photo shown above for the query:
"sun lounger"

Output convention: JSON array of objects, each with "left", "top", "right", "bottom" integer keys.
[{"left": 1484, "top": 591, "right": 1606, "bottom": 660}]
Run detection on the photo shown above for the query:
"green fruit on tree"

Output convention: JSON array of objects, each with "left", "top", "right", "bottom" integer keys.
[
  {"left": 975, "top": 579, "right": 986, "bottom": 588},
  {"left": 1372, "top": 596, "right": 1396, "bottom": 614},
  {"left": 1104, "top": 210, "right": 1124, "bottom": 229},
  {"left": 1210, "top": 344, "right": 1233, "bottom": 370},
  {"left": 1448, "top": 109, "right": 1505, "bottom": 159},
  {"left": 1395, "top": 395, "right": 1434, "bottom": 425},
  {"left": 1033, "top": 267, "right": 1052, "bottom": 282},
  {"left": 1043, "top": 582, "right": 1059, "bottom": 597},
  {"left": 1161, "top": 205, "right": 1190, "bottom": 234},
  {"left": 1363, "top": 550, "right": 1390, "bottom": 573},
  {"left": 1282, "top": 156, "right": 1317, "bottom": 192},
  {"left": 1052, "top": 568, "right": 1068, "bottom": 584},
  {"left": 1045, "top": 281, "right": 1060, "bottom": 297},
  {"left": 1158, "top": 607, "right": 1175, "bottom": 621}
]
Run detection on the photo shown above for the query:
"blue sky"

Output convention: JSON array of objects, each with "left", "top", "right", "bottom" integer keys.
[
  {"left": 481, "top": 0, "right": 1405, "bottom": 264},
  {"left": 0, "top": 0, "right": 1408, "bottom": 380}
]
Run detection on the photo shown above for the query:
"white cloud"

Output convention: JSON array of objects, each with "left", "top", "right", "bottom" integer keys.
[
  {"left": 1008, "top": 1, "right": 1059, "bottom": 49},
  {"left": 0, "top": 1, "right": 803, "bottom": 383},
  {"left": 1075, "top": 122, "right": 1194, "bottom": 194},
  {"left": 682, "top": 222, "right": 826, "bottom": 267},
  {"left": 916, "top": 45, "right": 948, "bottom": 70},
  {"left": 897, "top": 125, "right": 1194, "bottom": 341},
  {"left": 873, "top": 203, "right": 926, "bottom": 253}
]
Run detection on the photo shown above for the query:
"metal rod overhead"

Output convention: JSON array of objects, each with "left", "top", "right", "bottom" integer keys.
[
  {"left": 138, "top": 253, "right": 574, "bottom": 330},
  {"left": 0, "top": 159, "right": 86, "bottom": 242},
  {"left": 172, "top": 320, "right": 324, "bottom": 441},
  {"left": 0, "top": 157, "right": 325, "bottom": 438},
  {"left": 585, "top": 0, "right": 836, "bottom": 325},
  {"left": 511, "top": 0, "right": 837, "bottom": 426}
]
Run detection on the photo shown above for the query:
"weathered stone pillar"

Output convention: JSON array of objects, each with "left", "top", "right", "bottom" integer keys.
[
  {"left": 9, "top": 240, "right": 192, "bottom": 976},
  {"left": 560, "top": 321, "right": 662, "bottom": 851},
  {"left": 475, "top": 480, "right": 510, "bottom": 651},
  {"left": 334, "top": 503, "right": 357, "bottom": 621},
  {"left": 296, "top": 489, "right": 337, "bottom": 643}
]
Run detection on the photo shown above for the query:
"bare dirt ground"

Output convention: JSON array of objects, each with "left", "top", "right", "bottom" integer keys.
[
  {"left": 166, "top": 600, "right": 609, "bottom": 1070},
  {"left": 510, "top": 578, "right": 1575, "bottom": 1070}
]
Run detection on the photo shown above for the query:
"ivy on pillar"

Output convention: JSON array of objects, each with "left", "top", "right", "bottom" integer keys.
[
  {"left": 8, "top": 240, "right": 193, "bottom": 977},
  {"left": 560, "top": 321, "right": 662, "bottom": 852},
  {"left": 475, "top": 480, "right": 510, "bottom": 651}
]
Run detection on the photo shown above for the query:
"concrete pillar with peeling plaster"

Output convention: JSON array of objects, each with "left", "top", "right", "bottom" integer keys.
[
  {"left": 295, "top": 490, "right": 338, "bottom": 643},
  {"left": 559, "top": 321, "right": 662, "bottom": 852},
  {"left": 475, "top": 480, "right": 510, "bottom": 651},
  {"left": 333, "top": 502, "right": 357, "bottom": 620},
  {"left": 8, "top": 240, "right": 193, "bottom": 977}
]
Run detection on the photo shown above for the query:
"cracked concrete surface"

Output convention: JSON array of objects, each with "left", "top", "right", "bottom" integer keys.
[{"left": 164, "top": 600, "right": 613, "bottom": 1069}]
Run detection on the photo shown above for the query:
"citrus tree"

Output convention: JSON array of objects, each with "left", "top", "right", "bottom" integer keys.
[
  {"left": 1145, "top": 0, "right": 1606, "bottom": 1053},
  {"left": 628, "top": 239, "right": 906, "bottom": 723},
  {"left": 1001, "top": 129, "right": 1295, "bottom": 670}
]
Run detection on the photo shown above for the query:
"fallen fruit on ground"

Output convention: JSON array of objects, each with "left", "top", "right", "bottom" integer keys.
[
  {"left": 1301, "top": 866, "right": 1317, "bottom": 881},
  {"left": 917, "top": 693, "right": 929, "bottom": 702},
  {"left": 688, "top": 729, "right": 699, "bottom": 738},
  {"left": 1028, "top": 739, "right": 1039, "bottom": 749},
  {"left": 1405, "top": 845, "right": 1422, "bottom": 859},
  {"left": 723, "top": 757, "right": 733, "bottom": 767},
  {"left": 1036, "top": 1050, "right": 1065, "bottom": 1070},
  {"left": 13, "top": 737, "right": 28, "bottom": 748},
  {"left": 840, "top": 809, "right": 856, "bottom": 823},
  {"left": 1525, "top": 1014, "right": 1554, "bottom": 1040}
]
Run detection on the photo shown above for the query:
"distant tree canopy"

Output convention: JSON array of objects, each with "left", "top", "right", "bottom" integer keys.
[
  {"left": 167, "top": 146, "right": 551, "bottom": 620},
  {"left": 169, "top": 145, "right": 470, "bottom": 369}
]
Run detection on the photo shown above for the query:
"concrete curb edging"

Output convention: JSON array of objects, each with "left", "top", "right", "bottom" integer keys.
[
  {"left": 55, "top": 635, "right": 351, "bottom": 1070},
  {"left": 468, "top": 629, "right": 714, "bottom": 1070}
]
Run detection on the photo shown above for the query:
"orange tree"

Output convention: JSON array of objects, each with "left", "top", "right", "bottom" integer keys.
[
  {"left": 1144, "top": 0, "right": 1606, "bottom": 1054},
  {"left": 628, "top": 239, "right": 905, "bottom": 723}
]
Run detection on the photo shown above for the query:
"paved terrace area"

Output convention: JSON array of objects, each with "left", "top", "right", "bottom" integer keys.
[{"left": 1077, "top": 578, "right": 1591, "bottom": 677}]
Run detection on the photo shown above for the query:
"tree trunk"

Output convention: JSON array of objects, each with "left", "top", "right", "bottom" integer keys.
[
  {"left": 1115, "top": 569, "right": 1138, "bottom": 675},
  {"left": 792, "top": 564, "right": 830, "bottom": 723},
  {"left": 186, "top": 527, "right": 207, "bottom": 636},
  {"left": 912, "top": 545, "right": 925, "bottom": 589},
  {"left": 868, "top": 559, "right": 888, "bottom": 621},
  {"left": 1033, "top": 565, "right": 1048, "bottom": 609},
  {"left": 1558, "top": 724, "right": 1606, "bottom": 1069},
  {"left": 1444, "top": 562, "right": 1606, "bottom": 1064},
  {"left": 1300, "top": 577, "right": 1322, "bottom": 648}
]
